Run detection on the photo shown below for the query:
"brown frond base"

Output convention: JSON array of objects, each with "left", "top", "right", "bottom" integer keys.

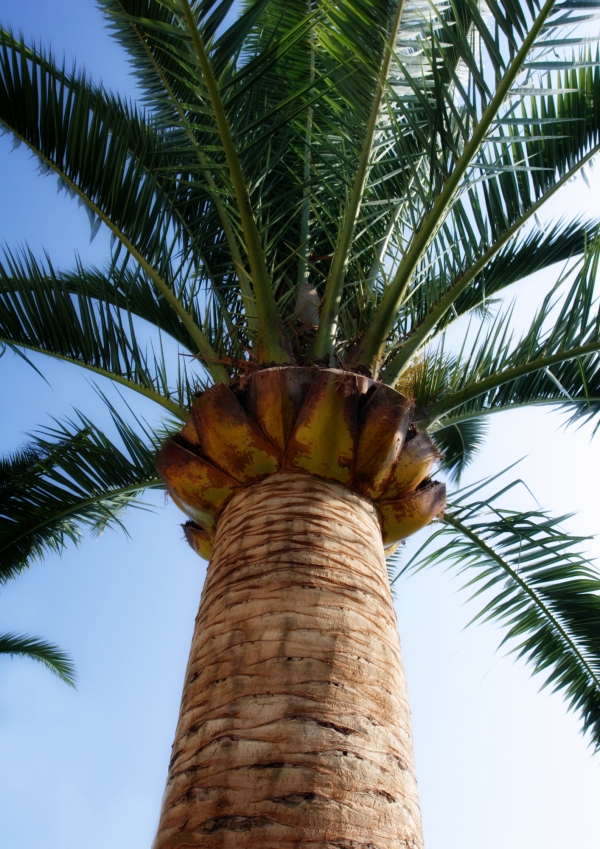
[{"left": 156, "top": 367, "right": 446, "bottom": 559}]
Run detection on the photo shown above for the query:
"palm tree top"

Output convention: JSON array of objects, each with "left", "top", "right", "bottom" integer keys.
[
  {"left": 1, "top": 0, "right": 600, "bottom": 749},
  {"left": 4, "top": 1, "right": 600, "bottom": 379}
]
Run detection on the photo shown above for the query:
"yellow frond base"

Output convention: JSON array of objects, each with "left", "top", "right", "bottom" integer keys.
[{"left": 155, "top": 367, "right": 446, "bottom": 558}]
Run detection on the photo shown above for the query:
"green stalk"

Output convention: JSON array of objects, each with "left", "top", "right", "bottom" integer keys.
[
  {"left": 429, "top": 396, "right": 600, "bottom": 431},
  {"left": 123, "top": 9, "right": 257, "bottom": 334},
  {"left": 1, "top": 338, "right": 188, "bottom": 419},
  {"left": 312, "top": 0, "right": 406, "bottom": 358},
  {"left": 297, "top": 14, "right": 315, "bottom": 294},
  {"left": 381, "top": 142, "right": 600, "bottom": 384},
  {"left": 5, "top": 125, "right": 229, "bottom": 385},
  {"left": 419, "top": 340, "right": 600, "bottom": 430},
  {"left": 350, "top": 0, "right": 558, "bottom": 370},
  {"left": 365, "top": 199, "right": 405, "bottom": 290},
  {"left": 1, "top": 480, "right": 162, "bottom": 557},
  {"left": 178, "top": 0, "right": 290, "bottom": 363}
]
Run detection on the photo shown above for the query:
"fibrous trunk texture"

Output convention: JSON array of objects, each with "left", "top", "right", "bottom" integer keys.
[{"left": 153, "top": 471, "right": 423, "bottom": 849}]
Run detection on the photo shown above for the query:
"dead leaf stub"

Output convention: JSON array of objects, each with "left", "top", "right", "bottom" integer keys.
[
  {"left": 184, "top": 522, "right": 214, "bottom": 560},
  {"left": 381, "top": 432, "right": 439, "bottom": 500},
  {"left": 155, "top": 438, "right": 240, "bottom": 520},
  {"left": 247, "top": 367, "right": 313, "bottom": 453},
  {"left": 191, "top": 383, "right": 280, "bottom": 483},
  {"left": 379, "top": 481, "right": 446, "bottom": 544},
  {"left": 355, "top": 384, "right": 413, "bottom": 499},
  {"left": 283, "top": 370, "right": 360, "bottom": 484}
]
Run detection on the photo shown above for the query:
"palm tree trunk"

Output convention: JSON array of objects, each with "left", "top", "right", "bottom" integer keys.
[{"left": 153, "top": 471, "right": 424, "bottom": 849}]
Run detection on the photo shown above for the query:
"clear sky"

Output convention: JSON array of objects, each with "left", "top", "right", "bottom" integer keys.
[{"left": 0, "top": 3, "right": 599, "bottom": 848}]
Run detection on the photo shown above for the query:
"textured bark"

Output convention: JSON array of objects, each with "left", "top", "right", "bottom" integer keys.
[{"left": 153, "top": 471, "right": 424, "bottom": 849}]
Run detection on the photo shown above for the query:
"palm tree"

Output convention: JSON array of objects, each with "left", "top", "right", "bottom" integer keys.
[{"left": 1, "top": 0, "right": 600, "bottom": 845}]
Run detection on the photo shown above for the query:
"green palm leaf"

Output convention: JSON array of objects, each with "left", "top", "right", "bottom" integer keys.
[
  {"left": 6, "top": 4, "right": 599, "bottom": 373},
  {"left": 0, "top": 28, "right": 227, "bottom": 379},
  {"left": 0, "top": 248, "right": 201, "bottom": 416},
  {"left": 386, "top": 217, "right": 597, "bottom": 369},
  {"left": 58, "top": 262, "right": 205, "bottom": 353},
  {"left": 0, "top": 408, "right": 163, "bottom": 581},
  {"left": 350, "top": 2, "right": 600, "bottom": 369},
  {"left": 431, "top": 416, "right": 489, "bottom": 482},
  {"left": 395, "top": 474, "right": 600, "bottom": 750},
  {"left": 442, "top": 220, "right": 598, "bottom": 330},
  {"left": 420, "top": 235, "right": 600, "bottom": 429},
  {"left": 0, "top": 29, "right": 182, "bottom": 267},
  {"left": 0, "top": 632, "right": 76, "bottom": 687}
]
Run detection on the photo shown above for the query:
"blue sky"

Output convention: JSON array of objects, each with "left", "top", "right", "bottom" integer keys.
[{"left": 0, "top": 2, "right": 600, "bottom": 848}]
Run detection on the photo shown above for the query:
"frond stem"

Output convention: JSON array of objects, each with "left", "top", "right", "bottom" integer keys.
[
  {"left": 178, "top": 0, "right": 290, "bottom": 363},
  {"left": 5, "top": 128, "right": 229, "bottom": 384},
  {"left": 382, "top": 142, "right": 600, "bottom": 384},
  {"left": 0, "top": 480, "right": 162, "bottom": 558},
  {"left": 297, "top": 13, "right": 315, "bottom": 293},
  {"left": 313, "top": 0, "right": 406, "bottom": 358},
  {"left": 118, "top": 5, "right": 257, "bottom": 333},
  {"left": 419, "top": 341, "right": 600, "bottom": 429},
  {"left": 2, "top": 338, "right": 188, "bottom": 419},
  {"left": 349, "top": 0, "right": 558, "bottom": 371},
  {"left": 428, "top": 397, "right": 600, "bottom": 431}
]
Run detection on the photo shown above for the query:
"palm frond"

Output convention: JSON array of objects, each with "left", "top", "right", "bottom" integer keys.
[
  {"left": 395, "top": 474, "right": 600, "bottom": 750},
  {"left": 88, "top": 3, "right": 600, "bottom": 374},
  {"left": 0, "top": 28, "right": 227, "bottom": 379},
  {"left": 0, "top": 28, "right": 181, "bottom": 267},
  {"left": 0, "top": 632, "right": 76, "bottom": 687},
  {"left": 382, "top": 216, "right": 597, "bottom": 381},
  {"left": 420, "top": 235, "right": 600, "bottom": 428},
  {"left": 0, "top": 247, "right": 207, "bottom": 416},
  {"left": 0, "top": 408, "right": 163, "bottom": 581},
  {"left": 177, "top": 0, "right": 292, "bottom": 363},
  {"left": 99, "top": 0, "right": 263, "bottom": 332},
  {"left": 432, "top": 416, "right": 489, "bottom": 482},
  {"left": 350, "top": 2, "right": 600, "bottom": 370},
  {"left": 58, "top": 262, "right": 203, "bottom": 353},
  {"left": 442, "top": 219, "right": 598, "bottom": 331},
  {"left": 101, "top": 0, "right": 405, "bottom": 346},
  {"left": 99, "top": 0, "right": 238, "bottom": 121}
]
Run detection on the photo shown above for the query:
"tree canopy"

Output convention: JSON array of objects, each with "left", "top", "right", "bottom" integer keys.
[{"left": 1, "top": 0, "right": 600, "bottom": 749}]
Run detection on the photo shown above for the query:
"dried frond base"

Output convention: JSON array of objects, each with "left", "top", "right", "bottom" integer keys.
[{"left": 156, "top": 367, "right": 446, "bottom": 559}]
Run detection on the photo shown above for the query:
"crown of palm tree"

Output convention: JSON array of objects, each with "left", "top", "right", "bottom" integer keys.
[{"left": 1, "top": 0, "right": 600, "bottom": 751}]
